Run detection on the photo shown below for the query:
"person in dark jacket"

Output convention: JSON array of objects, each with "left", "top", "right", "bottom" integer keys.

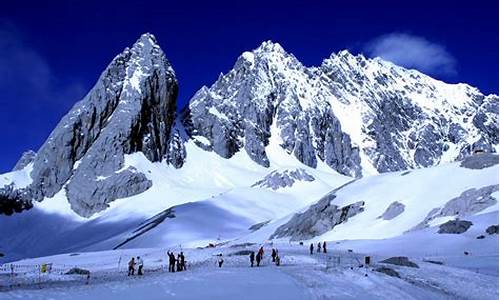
[
  {"left": 256, "top": 252, "right": 262, "bottom": 266},
  {"left": 250, "top": 251, "right": 255, "bottom": 267},
  {"left": 322, "top": 241, "right": 327, "bottom": 253},
  {"left": 180, "top": 252, "right": 186, "bottom": 271},
  {"left": 310, "top": 243, "right": 314, "bottom": 255},
  {"left": 317, "top": 242, "right": 321, "bottom": 253},
  {"left": 271, "top": 248, "right": 277, "bottom": 262},
  {"left": 167, "top": 251, "right": 176, "bottom": 273},
  {"left": 177, "top": 254, "right": 182, "bottom": 271}
]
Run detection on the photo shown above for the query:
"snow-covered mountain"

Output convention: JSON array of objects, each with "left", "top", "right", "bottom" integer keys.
[
  {"left": 182, "top": 41, "right": 498, "bottom": 177},
  {"left": 0, "top": 33, "right": 498, "bottom": 264}
]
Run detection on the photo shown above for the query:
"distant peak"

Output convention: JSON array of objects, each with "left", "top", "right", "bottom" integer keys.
[
  {"left": 255, "top": 40, "right": 286, "bottom": 54},
  {"left": 139, "top": 32, "right": 157, "bottom": 44}
]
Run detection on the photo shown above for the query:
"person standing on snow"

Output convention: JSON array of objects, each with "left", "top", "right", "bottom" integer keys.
[
  {"left": 180, "top": 252, "right": 186, "bottom": 271},
  {"left": 317, "top": 242, "right": 321, "bottom": 253},
  {"left": 250, "top": 251, "right": 255, "bottom": 267},
  {"left": 323, "top": 241, "right": 327, "bottom": 253},
  {"left": 258, "top": 247, "right": 264, "bottom": 259},
  {"left": 136, "top": 256, "right": 144, "bottom": 275},
  {"left": 177, "top": 254, "right": 182, "bottom": 272},
  {"left": 271, "top": 248, "right": 277, "bottom": 262},
  {"left": 217, "top": 254, "right": 224, "bottom": 268},
  {"left": 310, "top": 243, "right": 314, "bottom": 255},
  {"left": 127, "top": 257, "right": 136, "bottom": 276},
  {"left": 167, "top": 251, "right": 176, "bottom": 273},
  {"left": 275, "top": 253, "right": 281, "bottom": 266},
  {"left": 256, "top": 251, "right": 262, "bottom": 267}
]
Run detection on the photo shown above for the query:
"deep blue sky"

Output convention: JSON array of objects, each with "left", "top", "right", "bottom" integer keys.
[{"left": 0, "top": 0, "right": 498, "bottom": 172}]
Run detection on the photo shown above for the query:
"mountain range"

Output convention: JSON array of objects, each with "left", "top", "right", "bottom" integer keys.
[{"left": 0, "top": 33, "right": 497, "bottom": 261}]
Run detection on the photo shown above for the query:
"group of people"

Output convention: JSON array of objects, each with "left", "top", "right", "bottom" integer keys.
[
  {"left": 127, "top": 256, "right": 144, "bottom": 276},
  {"left": 126, "top": 242, "right": 327, "bottom": 276},
  {"left": 167, "top": 251, "right": 187, "bottom": 272},
  {"left": 310, "top": 241, "right": 327, "bottom": 255},
  {"left": 249, "top": 246, "right": 280, "bottom": 267}
]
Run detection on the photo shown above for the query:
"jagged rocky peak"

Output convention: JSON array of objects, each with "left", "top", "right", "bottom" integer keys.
[
  {"left": 1, "top": 32, "right": 183, "bottom": 217},
  {"left": 182, "top": 41, "right": 362, "bottom": 177},
  {"left": 319, "top": 49, "right": 498, "bottom": 173},
  {"left": 183, "top": 38, "right": 497, "bottom": 177}
]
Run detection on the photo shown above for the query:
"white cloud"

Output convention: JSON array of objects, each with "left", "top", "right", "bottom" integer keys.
[
  {"left": 0, "top": 21, "right": 86, "bottom": 106},
  {"left": 364, "top": 33, "right": 457, "bottom": 76}
]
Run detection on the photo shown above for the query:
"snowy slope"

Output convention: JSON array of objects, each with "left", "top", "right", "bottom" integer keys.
[
  {"left": 236, "top": 153, "right": 498, "bottom": 243},
  {"left": 0, "top": 138, "right": 349, "bottom": 262}
]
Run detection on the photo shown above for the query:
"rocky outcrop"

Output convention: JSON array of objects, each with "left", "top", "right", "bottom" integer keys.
[
  {"left": 252, "top": 168, "right": 315, "bottom": 190},
  {"left": 379, "top": 256, "right": 419, "bottom": 268},
  {"left": 437, "top": 220, "right": 473, "bottom": 234},
  {"left": 413, "top": 184, "right": 498, "bottom": 230},
  {"left": 460, "top": 153, "right": 498, "bottom": 169},
  {"left": 378, "top": 201, "right": 405, "bottom": 220},
  {"left": 271, "top": 189, "right": 364, "bottom": 240},
  {"left": 486, "top": 225, "right": 498, "bottom": 235},
  {"left": 12, "top": 150, "right": 36, "bottom": 171},
  {"left": 5, "top": 33, "right": 183, "bottom": 217},
  {"left": 0, "top": 184, "right": 33, "bottom": 215},
  {"left": 375, "top": 267, "right": 400, "bottom": 278}
]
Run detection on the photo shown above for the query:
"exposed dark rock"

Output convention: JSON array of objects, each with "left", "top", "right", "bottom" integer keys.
[
  {"left": 65, "top": 267, "right": 90, "bottom": 275},
  {"left": 437, "top": 220, "right": 472, "bottom": 234},
  {"left": 412, "top": 185, "right": 498, "bottom": 231},
  {"left": 249, "top": 220, "right": 271, "bottom": 232},
  {"left": 378, "top": 201, "right": 405, "bottom": 220},
  {"left": 252, "top": 169, "right": 314, "bottom": 190},
  {"left": 486, "top": 225, "right": 499, "bottom": 235},
  {"left": 380, "top": 256, "right": 419, "bottom": 268},
  {"left": 476, "top": 235, "right": 485, "bottom": 239},
  {"left": 374, "top": 267, "right": 400, "bottom": 278},
  {"left": 271, "top": 190, "right": 364, "bottom": 240},
  {"left": 460, "top": 153, "right": 498, "bottom": 170},
  {"left": 423, "top": 260, "right": 444, "bottom": 265},
  {"left": 0, "top": 184, "right": 33, "bottom": 216}
]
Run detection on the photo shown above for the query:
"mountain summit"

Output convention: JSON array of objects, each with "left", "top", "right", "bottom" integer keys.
[
  {"left": 182, "top": 42, "right": 498, "bottom": 177},
  {"left": 1, "top": 33, "right": 181, "bottom": 217}
]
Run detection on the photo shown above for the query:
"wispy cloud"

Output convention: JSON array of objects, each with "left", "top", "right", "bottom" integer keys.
[
  {"left": 0, "top": 21, "right": 86, "bottom": 108},
  {"left": 364, "top": 33, "right": 457, "bottom": 76}
]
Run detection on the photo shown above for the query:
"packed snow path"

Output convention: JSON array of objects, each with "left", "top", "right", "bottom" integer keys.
[
  {"left": 1, "top": 243, "right": 497, "bottom": 300},
  {"left": 1, "top": 266, "right": 311, "bottom": 300}
]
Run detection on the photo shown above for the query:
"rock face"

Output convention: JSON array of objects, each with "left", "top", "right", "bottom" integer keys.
[
  {"left": 438, "top": 220, "right": 473, "bottom": 234},
  {"left": 413, "top": 184, "right": 498, "bottom": 230},
  {"left": 271, "top": 188, "right": 364, "bottom": 240},
  {"left": 375, "top": 267, "right": 400, "bottom": 278},
  {"left": 460, "top": 153, "right": 498, "bottom": 169},
  {"left": 486, "top": 225, "right": 498, "bottom": 235},
  {"left": 182, "top": 42, "right": 362, "bottom": 177},
  {"left": 252, "top": 168, "right": 315, "bottom": 190},
  {"left": 5, "top": 33, "right": 183, "bottom": 217},
  {"left": 379, "top": 256, "right": 419, "bottom": 268},
  {"left": 12, "top": 150, "right": 36, "bottom": 171},
  {"left": 182, "top": 42, "right": 498, "bottom": 176},
  {"left": 0, "top": 183, "right": 33, "bottom": 215},
  {"left": 378, "top": 201, "right": 405, "bottom": 220}
]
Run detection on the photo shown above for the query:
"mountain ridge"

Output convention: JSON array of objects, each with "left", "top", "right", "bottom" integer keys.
[{"left": 1, "top": 33, "right": 498, "bottom": 218}]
